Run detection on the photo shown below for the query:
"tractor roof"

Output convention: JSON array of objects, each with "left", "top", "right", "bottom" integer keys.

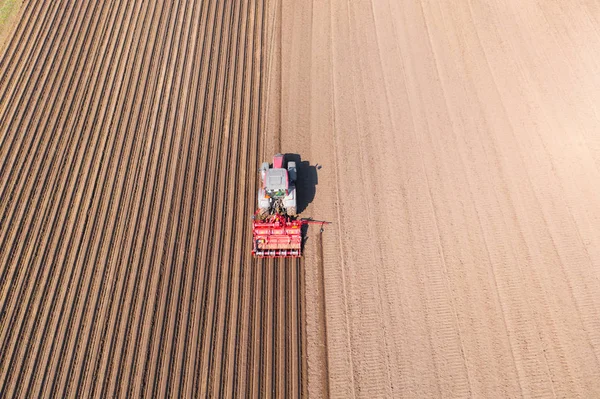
[{"left": 265, "top": 168, "right": 288, "bottom": 191}]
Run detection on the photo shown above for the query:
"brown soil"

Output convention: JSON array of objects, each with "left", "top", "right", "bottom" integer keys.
[
  {"left": 272, "top": 0, "right": 600, "bottom": 397},
  {"left": 4, "top": 0, "right": 600, "bottom": 397},
  {"left": 0, "top": 0, "right": 304, "bottom": 397}
]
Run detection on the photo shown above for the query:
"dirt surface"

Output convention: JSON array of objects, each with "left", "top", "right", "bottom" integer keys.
[
  {"left": 0, "top": 0, "right": 305, "bottom": 397},
  {"left": 0, "top": 0, "right": 23, "bottom": 51},
  {"left": 3, "top": 0, "right": 600, "bottom": 397},
  {"left": 271, "top": 0, "right": 600, "bottom": 397}
]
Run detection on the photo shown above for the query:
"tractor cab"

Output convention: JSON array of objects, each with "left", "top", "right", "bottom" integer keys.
[
  {"left": 257, "top": 154, "right": 297, "bottom": 217},
  {"left": 264, "top": 168, "right": 288, "bottom": 198}
]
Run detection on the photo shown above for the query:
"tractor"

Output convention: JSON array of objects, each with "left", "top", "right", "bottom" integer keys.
[{"left": 252, "top": 154, "right": 328, "bottom": 258}]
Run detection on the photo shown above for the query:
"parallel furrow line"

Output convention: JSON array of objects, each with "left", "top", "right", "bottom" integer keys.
[
  {"left": 20, "top": 0, "right": 145, "bottom": 396},
  {"left": 38, "top": 0, "right": 160, "bottom": 395},
  {"left": 5, "top": 0, "right": 132, "bottom": 396},
  {"left": 0, "top": 0, "right": 107, "bottom": 386}
]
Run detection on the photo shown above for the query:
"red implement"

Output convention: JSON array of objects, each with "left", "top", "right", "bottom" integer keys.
[
  {"left": 252, "top": 211, "right": 331, "bottom": 258},
  {"left": 252, "top": 213, "right": 303, "bottom": 257}
]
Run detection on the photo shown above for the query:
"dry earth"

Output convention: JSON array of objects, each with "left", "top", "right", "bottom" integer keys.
[
  {"left": 0, "top": 0, "right": 23, "bottom": 51},
  {"left": 0, "top": 0, "right": 305, "bottom": 397},
  {"left": 270, "top": 0, "right": 600, "bottom": 398},
  {"left": 3, "top": 0, "right": 600, "bottom": 398}
]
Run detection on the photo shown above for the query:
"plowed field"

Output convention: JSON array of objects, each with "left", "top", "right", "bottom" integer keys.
[
  {"left": 3, "top": 0, "right": 600, "bottom": 398},
  {"left": 0, "top": 0, "right": 304, "bottom": 397},
  {"left": 272, "top": 0, "right": 600, "bottom": 398}
]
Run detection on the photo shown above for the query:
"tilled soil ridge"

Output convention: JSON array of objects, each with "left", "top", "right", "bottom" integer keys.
[{"left": 0, "top": 0, "right": 304, "bottom": 397}]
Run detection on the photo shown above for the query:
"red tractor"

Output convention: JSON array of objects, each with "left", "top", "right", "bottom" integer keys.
[{"left": 252, "top": 154, "right": 327, "bottom": 258}]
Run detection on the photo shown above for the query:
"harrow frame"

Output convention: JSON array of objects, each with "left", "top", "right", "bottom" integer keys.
[{"left": 252, "top": 210, "right": 329, "bottom": 258}]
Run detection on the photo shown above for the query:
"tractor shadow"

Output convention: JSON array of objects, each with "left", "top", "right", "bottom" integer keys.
[{"left": 286, "top": 153, "right": 318, "bottom": 214}]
